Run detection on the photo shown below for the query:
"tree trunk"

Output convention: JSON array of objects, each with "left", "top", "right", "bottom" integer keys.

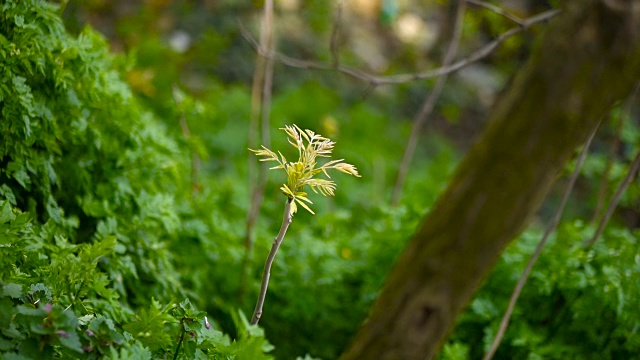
[{"left": 342, "top": 2, "right": 640, "bottom": 359}]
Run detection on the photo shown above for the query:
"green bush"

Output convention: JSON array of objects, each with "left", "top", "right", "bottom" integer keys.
[{"left": 0, "top": 1, "right": 272, "bottom": 358}]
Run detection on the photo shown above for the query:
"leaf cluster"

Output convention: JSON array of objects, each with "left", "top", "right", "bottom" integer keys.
[{"left": 251, "top": 124, "right": 360, "bottom": 214}]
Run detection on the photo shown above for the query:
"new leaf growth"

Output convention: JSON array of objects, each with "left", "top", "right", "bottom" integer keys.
[
  {"left": 250, "top": 124, "right": 361, "bottom": 215},
  {"left": 248, "top": 124, "right": 360, "bottom": 326}
]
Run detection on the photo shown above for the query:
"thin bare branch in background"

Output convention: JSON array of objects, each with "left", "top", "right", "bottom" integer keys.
[
  {"left": 260, "top": 0, "right": 275, "bottom": 165},
  {"left": 586, "top": 147, "right": 640, "bottom": 248},
  {"left": 391, "top": 0, "right": 466, "bottom": 206},
  {"left": 466, "top": 0, "right": 525, "bottom": 25},
  {"left": 240, "top": 9, "right": 558, "bottom": 86},
  {"left": 484, "top": 123, "right": 599, "bottom": 360},
  {"left": 591, "top": 83, "right": 640, "bottom": 224},
  {"left": 172, "top": 85, "right": 200, "bottom": 195},
  {"left": 330, "top": 1, "right": 343, "bottom": 68},
  {"left": 240, "top": 0, "right": 275, "bottom": 303}
]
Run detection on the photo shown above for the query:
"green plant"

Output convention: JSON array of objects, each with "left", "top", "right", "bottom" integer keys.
[
  {"left": 0, "top": 1, "right": 274, "bottom": 358},
  {"left": 249, "top": 124, "right": 360, "bottom": 325}
]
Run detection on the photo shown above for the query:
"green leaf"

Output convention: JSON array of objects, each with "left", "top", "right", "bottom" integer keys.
[
  {"left": 123, "top": 300, "right": 172, "bottom": 351},
  {"left": 2, "top": 283, "right": 23, "bottom": 299},
  {"left": 2, "top": 353, "right": 34, "bottom": 360},
  {"left": 78, "top": 314, "right": 94, "bottom": 326},
  {"left": 0, "top": 201, "right": 14, "bottom": 223},
  {"left": 57, "top": 331, "right": 83, "bottom": 353}
]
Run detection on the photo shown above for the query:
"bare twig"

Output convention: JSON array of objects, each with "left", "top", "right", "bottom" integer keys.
[
  {"left": 466, "top": 0, "right": 525, "bottom": 25},
  {"left": 240, "top": 9, "right": 559, "bottom": 86},
  {"left": 240, "top": 0, "right": 275, "bottom": 303},
  {"left": 391, "top": 0, "right": 466, "bottom": 206},
  {"left": 585, "top": 147, "right": 640, "bottom": 248},
  {"left": 261, "top": 0, "right": 275, "bottom": 151},
  {"left": 251, "top": 198, "right": 293, "bottom": 325},
  {"left": 172, "top": 85, "right": 200, "bottom": 194},
  {"left": 590, "top": 114, "right": 624, "bottom": 224},
  {"left": 330, "top": 1, "right": 343, "bottom": 68},
  {"left": 484, "top": 123, "right": 599, "bottom": 360},
  {"left": 591, "top": 83, "right": 640, "bottom": 224}
]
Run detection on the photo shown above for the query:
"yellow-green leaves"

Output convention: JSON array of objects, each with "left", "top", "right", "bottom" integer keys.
[{"left": 250, "top": 124, "right": 360, "bottom": 215}]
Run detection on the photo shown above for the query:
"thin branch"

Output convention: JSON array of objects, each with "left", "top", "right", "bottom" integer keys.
[
  {"left": 240, "top": 0, "right": 275, "bottom": 303},
  {"left": 173, "top": 320, "right": 185, "bottom": 360},
  {"left": 484, "top": 123, "right": 599, "bottom": 360},
  {"left": 172, "top": 85, "right": 200, "bottom": 195},
  {"left": 591, "top": 83, "right": 640, "bottom": 224},
  {"left": 391, "top": 0, "right": 466, "bottom": 206},
  {"left": 261, "top": 0, "right": 275, "bottom": 151},
  {"left": 466, "top": 0, "right": 525, "bottom": 25},
  {"left": 240, "top": 9, "right": 559, "bottom": 86},
  {"left": 590, "top": 114, "right": 624, "bottom": 223},
  {"left": 585, "top": 147, "right": 640, "bottom": 248},
  {"left": 251, "top": 198, "right": 293, "bottom": 325},
  {"left": 330, "top": 1, "right": 343, "bottom": 68}
]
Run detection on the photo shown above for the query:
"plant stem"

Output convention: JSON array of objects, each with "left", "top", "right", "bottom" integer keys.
[
  {"left": 585, "top": 147, "right": 640, "bottom": 248},
  {"left": 173, "top": 320, "right": 185, "bottom": 360},
  {"left": 484, "top": 124, "right": 598, "bottom": 360},
  {"left": 250, "top": 198, "right": 293, "bottom": 325},
  {"left": 172, "top": 86, "right": 200, "bottom": 195},
  {"left": 240, "top": 0, "right": 276, "bottom": 303},
  {"left": 590, "top": 83, "right": 639, "bottom": 224}
]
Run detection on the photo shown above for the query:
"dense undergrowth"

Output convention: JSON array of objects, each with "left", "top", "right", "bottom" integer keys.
[{"left": 1, "top": 1, "right": 639, "bottom": 359}]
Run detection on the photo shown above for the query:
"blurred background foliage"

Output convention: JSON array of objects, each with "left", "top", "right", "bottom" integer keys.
[{"left": 1, "top": 0, "right": 639, "bottom": 359}]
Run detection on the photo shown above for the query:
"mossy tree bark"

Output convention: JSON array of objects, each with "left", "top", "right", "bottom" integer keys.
[{"left": 342, "top": 1, "right": 640, "bottom": 359}]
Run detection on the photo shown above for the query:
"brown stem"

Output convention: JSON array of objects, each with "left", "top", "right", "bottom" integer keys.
[
  {"left": 585, "top": 147, "right": 640, "bottom": 248},
  {"left": 251, "top": 198, "right": 293, "bottom": 325},
  {"left": 240, "top": 0, "right": 276, "bottom": 303},
  {"left": 172, "top": 85, "right": 200, "bottom": 195},
  {"left": 590, "top": 83, "right": 640, "bottom": 224},
  {"left": 330, "top": 1, "right": 343, "bottom": 68},
  {"left": 391, "top": 0, "right": 466, "bottom": 206},
  {"left": 483, "top": 123, "right": 599, "bottom": 360}
]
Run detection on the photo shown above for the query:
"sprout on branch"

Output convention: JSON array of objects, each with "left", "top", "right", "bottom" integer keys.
[{"left": 250, "top": 124, "right": 360, "bottom": 215}]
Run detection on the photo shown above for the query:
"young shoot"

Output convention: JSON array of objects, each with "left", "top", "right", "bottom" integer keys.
[
  {"left": 251, "top": 124, "right": 360, "bottom": 215},
  {"left": 248, "top": 124, "right": 360, "bottom": 325}
]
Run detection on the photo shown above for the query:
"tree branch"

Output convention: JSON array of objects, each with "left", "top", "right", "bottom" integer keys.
[
  {"left": 590, "top": 83, "right": 640, "bottom": 224},
  {"left": 466, "top": 0, "right": 526, "bottom": 25},
  {"left": 483, "top": 123, "right": 599, "bottom": 360},
  {"left": 240, "top": 9, "right": 559, "bottom": 86},
  {"left": 241, "top": 0, "right": 276, "bottom": 303},
  {"left": 330, "top": 1, "right": 343, "bottom": 68},
  {"left": 391, "top": 0, "right": 466, "bottom": 206},
  {"left": 585, "top": 146, "right": 640, "bottom": 248},
  {"left": 251, "top": 198, "right": 293, "bottom": 325}
]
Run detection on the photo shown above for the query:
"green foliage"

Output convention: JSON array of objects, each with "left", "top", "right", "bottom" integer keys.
[
  {"left": 442, "top": 220, "right": 640, "bottom": 360},
  {"left": 0, "top": 1, "right": 272, "bottom": 358},
  {"left": 3, "top": 1, "right": 639, "bottom": 359}
]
